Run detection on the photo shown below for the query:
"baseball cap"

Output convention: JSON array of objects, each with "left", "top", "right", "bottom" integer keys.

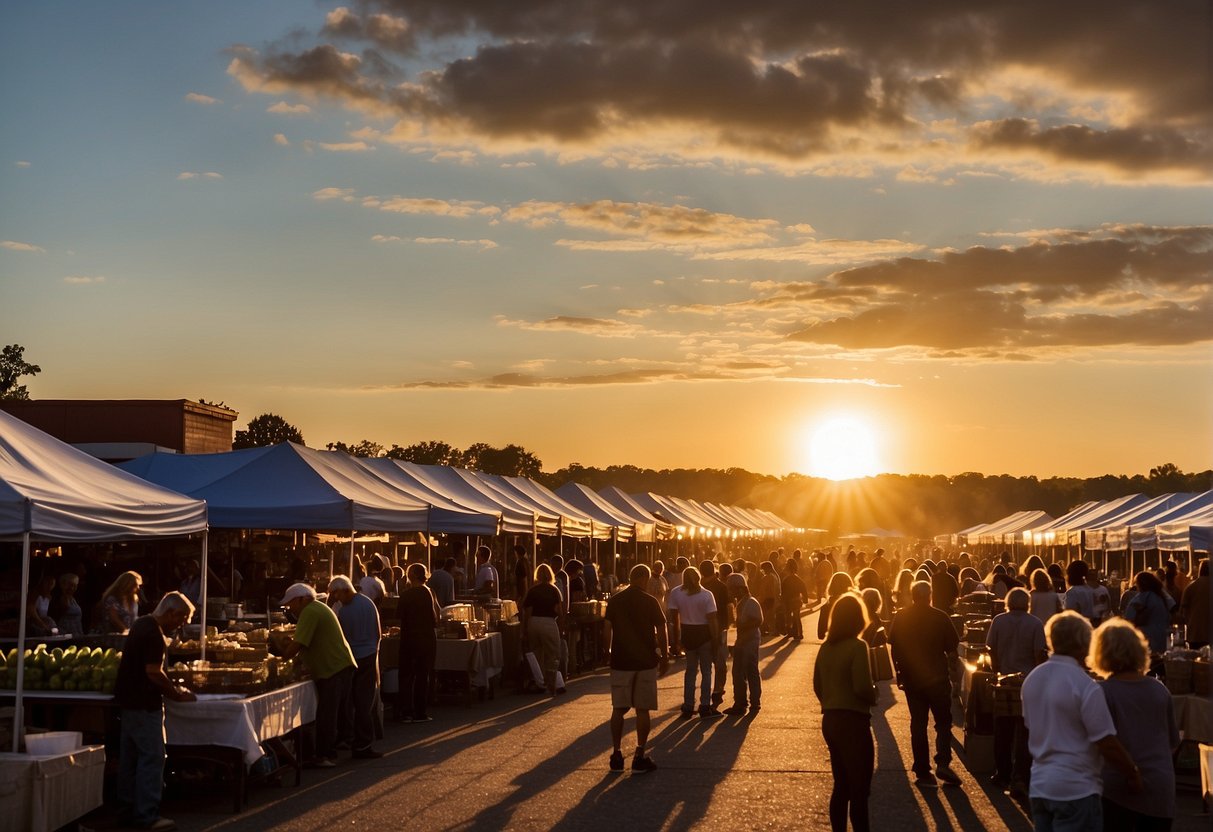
[{"left": 279, "top": 582, "right": 316, "bottom": 606}]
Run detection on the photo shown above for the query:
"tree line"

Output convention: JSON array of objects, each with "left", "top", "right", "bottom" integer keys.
[{"left": 233, "top": 412, "right": 1211, "bottom": 539}]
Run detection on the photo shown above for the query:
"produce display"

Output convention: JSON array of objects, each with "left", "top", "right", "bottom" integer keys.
[{"left": 0, "top": 644, "right": 121, "bottom": 693}]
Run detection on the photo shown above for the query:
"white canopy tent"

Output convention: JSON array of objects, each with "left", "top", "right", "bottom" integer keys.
[{"left": 1, "top": 409, "right": 208, "bottom": 750}]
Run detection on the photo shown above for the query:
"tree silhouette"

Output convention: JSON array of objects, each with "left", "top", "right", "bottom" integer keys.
[
  {"left": 327, "top": 439, "right": 384, "bottom": 457},
  {"left": 462, "top": 443, "right": 543, "bottom": 477},
  {"left": 233, "top": 413, "right": 304, "bottom": 448},
  {"left": 386, "top": 440, "right": 463, "bottom": 466},
  {"left": 0, "top": 344, "right": 41, "bottom": 400}
]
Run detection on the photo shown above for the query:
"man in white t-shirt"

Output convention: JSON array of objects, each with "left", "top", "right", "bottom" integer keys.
[
  {"left": 667, "top": 567, "right": 722, "bottom": 718},
  {"left": 1021, "top": 611, "right": 1140, "bottom": 830},
  {"left": 474, "top": 546, "right": 499, "bottom": 597}
]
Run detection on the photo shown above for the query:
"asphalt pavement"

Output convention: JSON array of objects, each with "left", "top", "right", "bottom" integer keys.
[{"left": 85, "top": 604, "right": 1209, "bottom": 831}]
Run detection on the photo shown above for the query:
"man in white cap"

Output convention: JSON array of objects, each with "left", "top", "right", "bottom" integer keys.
[
  {"left": 327, "top": 576, "right": 383, "bottom": 759},
  {"left": 277, "top": 582, "right": 356, "bottom": 767}
]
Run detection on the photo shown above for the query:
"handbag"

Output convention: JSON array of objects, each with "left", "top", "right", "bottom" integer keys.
[{"left": 870, "top": 644, "right": 894, "bottom": 682}]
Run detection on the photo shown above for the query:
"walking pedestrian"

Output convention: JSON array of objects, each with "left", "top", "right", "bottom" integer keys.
[
  {"left": 1022, "top": 612, "right": 1142, "bottom": 831},
  {"left": 782, "top": 559, "right": 807, "bottom": 640},
  {"left": 604, "top": 564, "right": 669, "bottom": 773},
  {"left": 888, "top": 580, "right": 962, "bottom": 787},
  {"left": 723, "top": 572, "right": 763, "bottom": 715},
  {"left": 1090, "top": 619, "right": 1179, "bottom": 832},
  {"left": 814, "top": 592, "right": 877, "bottom": 832},
  {"left": 667, "top": 566, "right": 722, "bottom": 718},
  {"left": 704, "top": 561, "right": 733, "bottom": 707},
  {"left": 521, "top": 563, "right": 564, "bottom": 696}
]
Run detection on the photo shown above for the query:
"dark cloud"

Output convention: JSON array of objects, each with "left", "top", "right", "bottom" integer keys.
[
  {"left": 231, "top": 1, "right": 1212, "bottom": 175},
  {"left": 972, "top": 119, "right": 1213, "bottom": 175},
  {"left": 777, "top": 225, "right": 1213, "bottom": 351}
]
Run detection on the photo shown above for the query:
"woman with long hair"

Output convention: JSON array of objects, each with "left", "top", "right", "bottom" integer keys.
[
  {"left": 98, "top": 571, "right": 142, "bottom": 634},
  {"left": 813, "top": 593, "right": 877, "bottom": 831},
  {"left": 1028, "top": 568, "right": 1063, "bottom": 622},
  {"left": 1124, "top": 570, "right": 1175, "bottom": 655},
  {"left": 818, "top": 572, "right": 855, "bottom": 640}
]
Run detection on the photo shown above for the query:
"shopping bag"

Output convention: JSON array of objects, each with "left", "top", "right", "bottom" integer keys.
[
  {"left": 524, "top": 651, "right": 544, "bottom": 688},
  {"left": 870, "top": 644, "right": 894, "bottom": 682}
]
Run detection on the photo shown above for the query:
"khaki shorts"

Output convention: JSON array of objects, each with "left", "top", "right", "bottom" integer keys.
[{"left": 610, "top": 667, "right": 658, "bottom": 711}]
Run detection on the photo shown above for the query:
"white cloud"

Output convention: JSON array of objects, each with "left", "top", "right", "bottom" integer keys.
[
  {"left": 185, "top": 92, "right": 220, "bottom": 105},
  {"left": 177, "top": 171, "right": 223, "bottom": 180},
  {"left": 63, "top": 275, "right": 105, "bottom": 285},
  {"left": 305, "top": 140, "right": 373, "bottom": 153},
  {"left": 1, "top": 240, "right": 45, "bottom": 252},
  {"left": 312, "top": 187, "right": 357, "bottom": 202},
  {"left": 14, "top": 161, "right": 31, "bottom": 168},
  {"left": 273, "top": 133, "right": 290, "bottom": 146},
  {"left": 267, "top": 101, "right": 312, "bottom": 115}
]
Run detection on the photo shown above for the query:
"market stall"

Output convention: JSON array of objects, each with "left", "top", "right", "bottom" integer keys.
[{"left": 0, "top": 408, "right": 208, "bottom": 769}]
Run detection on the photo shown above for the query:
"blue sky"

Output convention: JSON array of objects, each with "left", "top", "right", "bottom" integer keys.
[{"left": 2, "top": 1, "right": 1210, "bottom": 478}]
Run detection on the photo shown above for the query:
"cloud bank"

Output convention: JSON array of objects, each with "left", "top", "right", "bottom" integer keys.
[{"left": 227, "top": 1, "right": 1212, "bottom": 180}]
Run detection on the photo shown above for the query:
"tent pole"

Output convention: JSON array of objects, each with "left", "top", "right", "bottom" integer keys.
[
  {"left": 13, "top": 531, "right": 32, "bottom": 752},
  {"left": 426, "top": 506, "right": 432, "bottom": 575},
  {"left": 348, "top": 534, "right": 356, "bottom": 579},
  {"left": 200, "top": 530, "right": 209, "bottom": 661}
]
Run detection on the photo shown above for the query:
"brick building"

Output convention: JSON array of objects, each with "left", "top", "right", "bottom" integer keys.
[{"left": 0, "top": 399, "right": 238, "bottom": 460}]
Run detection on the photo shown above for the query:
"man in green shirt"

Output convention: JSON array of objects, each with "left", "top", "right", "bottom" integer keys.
[{"left": 279, "top": 583, "right": 355, "bottom": 767}]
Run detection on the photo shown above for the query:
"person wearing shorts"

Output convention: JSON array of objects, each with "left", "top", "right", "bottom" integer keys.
[{"left": 604, "top": 563, "right": 669, "bottom": 774}]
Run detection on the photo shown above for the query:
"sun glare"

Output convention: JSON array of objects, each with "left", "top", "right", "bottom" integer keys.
[{"left": 806, "top": 417, "right": 880, "bottom": 480}]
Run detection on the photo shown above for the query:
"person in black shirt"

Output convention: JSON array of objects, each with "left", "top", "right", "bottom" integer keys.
[
  {"left": 396, "top": 563, "right": 439, "bottom": 723},
  {"left": 604, "top": 564, "right": 669, "bottom": 774},
  {"left": 521, "top": 564, "right": 565, "bottom": 694},
  {"left": 113, "top": 591, "right": 196, "bottom": 831},
  {"left": 888, "top": 581, "right": 961, "bottom": 787}
]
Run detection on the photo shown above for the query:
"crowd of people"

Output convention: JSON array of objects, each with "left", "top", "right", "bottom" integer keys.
[
  {"left": 599, "top": 544, "right": 1206, "bottom": 832},
  {"left": 50, "top": 539, "right": 1207, "bottom": 831}
]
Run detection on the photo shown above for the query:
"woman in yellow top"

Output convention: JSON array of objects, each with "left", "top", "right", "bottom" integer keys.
[{"left": 813, "top": 592, "right": 877, "bottom": 832}]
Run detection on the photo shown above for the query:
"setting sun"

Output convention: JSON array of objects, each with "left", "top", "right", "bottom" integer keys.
[{"left": 806, "top": 417, "right": 881, "bottom": 480}]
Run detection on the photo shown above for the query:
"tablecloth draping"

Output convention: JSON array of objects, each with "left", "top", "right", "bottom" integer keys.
[
  {"left": 0, "top": 745, "right": 105, "bottom": 832},
  {"left": 164, "top": 681, "right": 317, "bottom": 764},
  {"left": 1174, "top": 693, "right": 1213, "bottom": 744},
  {"left": 436, "top": 633, "right": 504, "bottom": 687}
]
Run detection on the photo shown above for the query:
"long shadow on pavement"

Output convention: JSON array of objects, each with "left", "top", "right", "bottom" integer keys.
[{"left": 547, "top": 705, "right": 750, "bottom": 832}]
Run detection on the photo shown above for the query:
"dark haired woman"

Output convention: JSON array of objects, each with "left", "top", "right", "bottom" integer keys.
[{"left": 813, "top": 593, "right": 877, "bottom": 831}]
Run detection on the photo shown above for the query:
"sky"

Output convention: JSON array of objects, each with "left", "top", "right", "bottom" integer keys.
[{"left": 1, "top": 1, "right": 1210, "bottom": 480}]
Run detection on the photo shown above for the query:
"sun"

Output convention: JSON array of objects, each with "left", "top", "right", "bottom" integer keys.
[{"left": 805, "top": 417, "right": 881, "bottom": 480}]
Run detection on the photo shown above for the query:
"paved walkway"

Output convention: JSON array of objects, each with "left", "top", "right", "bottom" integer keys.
[{"left": 90, "top": 605, "right": 1209, "bottom": 831}]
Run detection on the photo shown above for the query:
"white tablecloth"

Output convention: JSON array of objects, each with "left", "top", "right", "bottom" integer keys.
[
  {"left": 0, "top": 745, "right": 105, "bottom": 832},
  {"left": 165, "top": 681, "right": 317, "bottom": 764},
  {"left": 436, "top": 633, "right": 503, "bottom": 688}
]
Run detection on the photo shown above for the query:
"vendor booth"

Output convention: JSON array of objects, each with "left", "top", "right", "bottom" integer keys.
[{"left": 0, "top": 409, "right": 208, "bottom": 829}]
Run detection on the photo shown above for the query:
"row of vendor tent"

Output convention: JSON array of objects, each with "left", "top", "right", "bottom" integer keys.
[
  {"left": 117, "top": 441, "right": 797, "bottom": 542},
  {"left": 0, "top": 409, "right": 210, "bottom": 751},
  {"left": 938, "top": 490, "right": 1213, "bottom": 554}
]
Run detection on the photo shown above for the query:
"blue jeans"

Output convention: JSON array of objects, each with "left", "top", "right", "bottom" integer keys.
[
  {"left": 682, "top": 639, "right": 714, "bottom": 710},
  {"left": 731, "top": 640, "right": 761, "bottom": 707},
  {"left": 118, "top": 708, "right": 166, "bottom": 826},
  {"left": 1031, "top": 795, "right": 1102, "bottom": 832}
]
